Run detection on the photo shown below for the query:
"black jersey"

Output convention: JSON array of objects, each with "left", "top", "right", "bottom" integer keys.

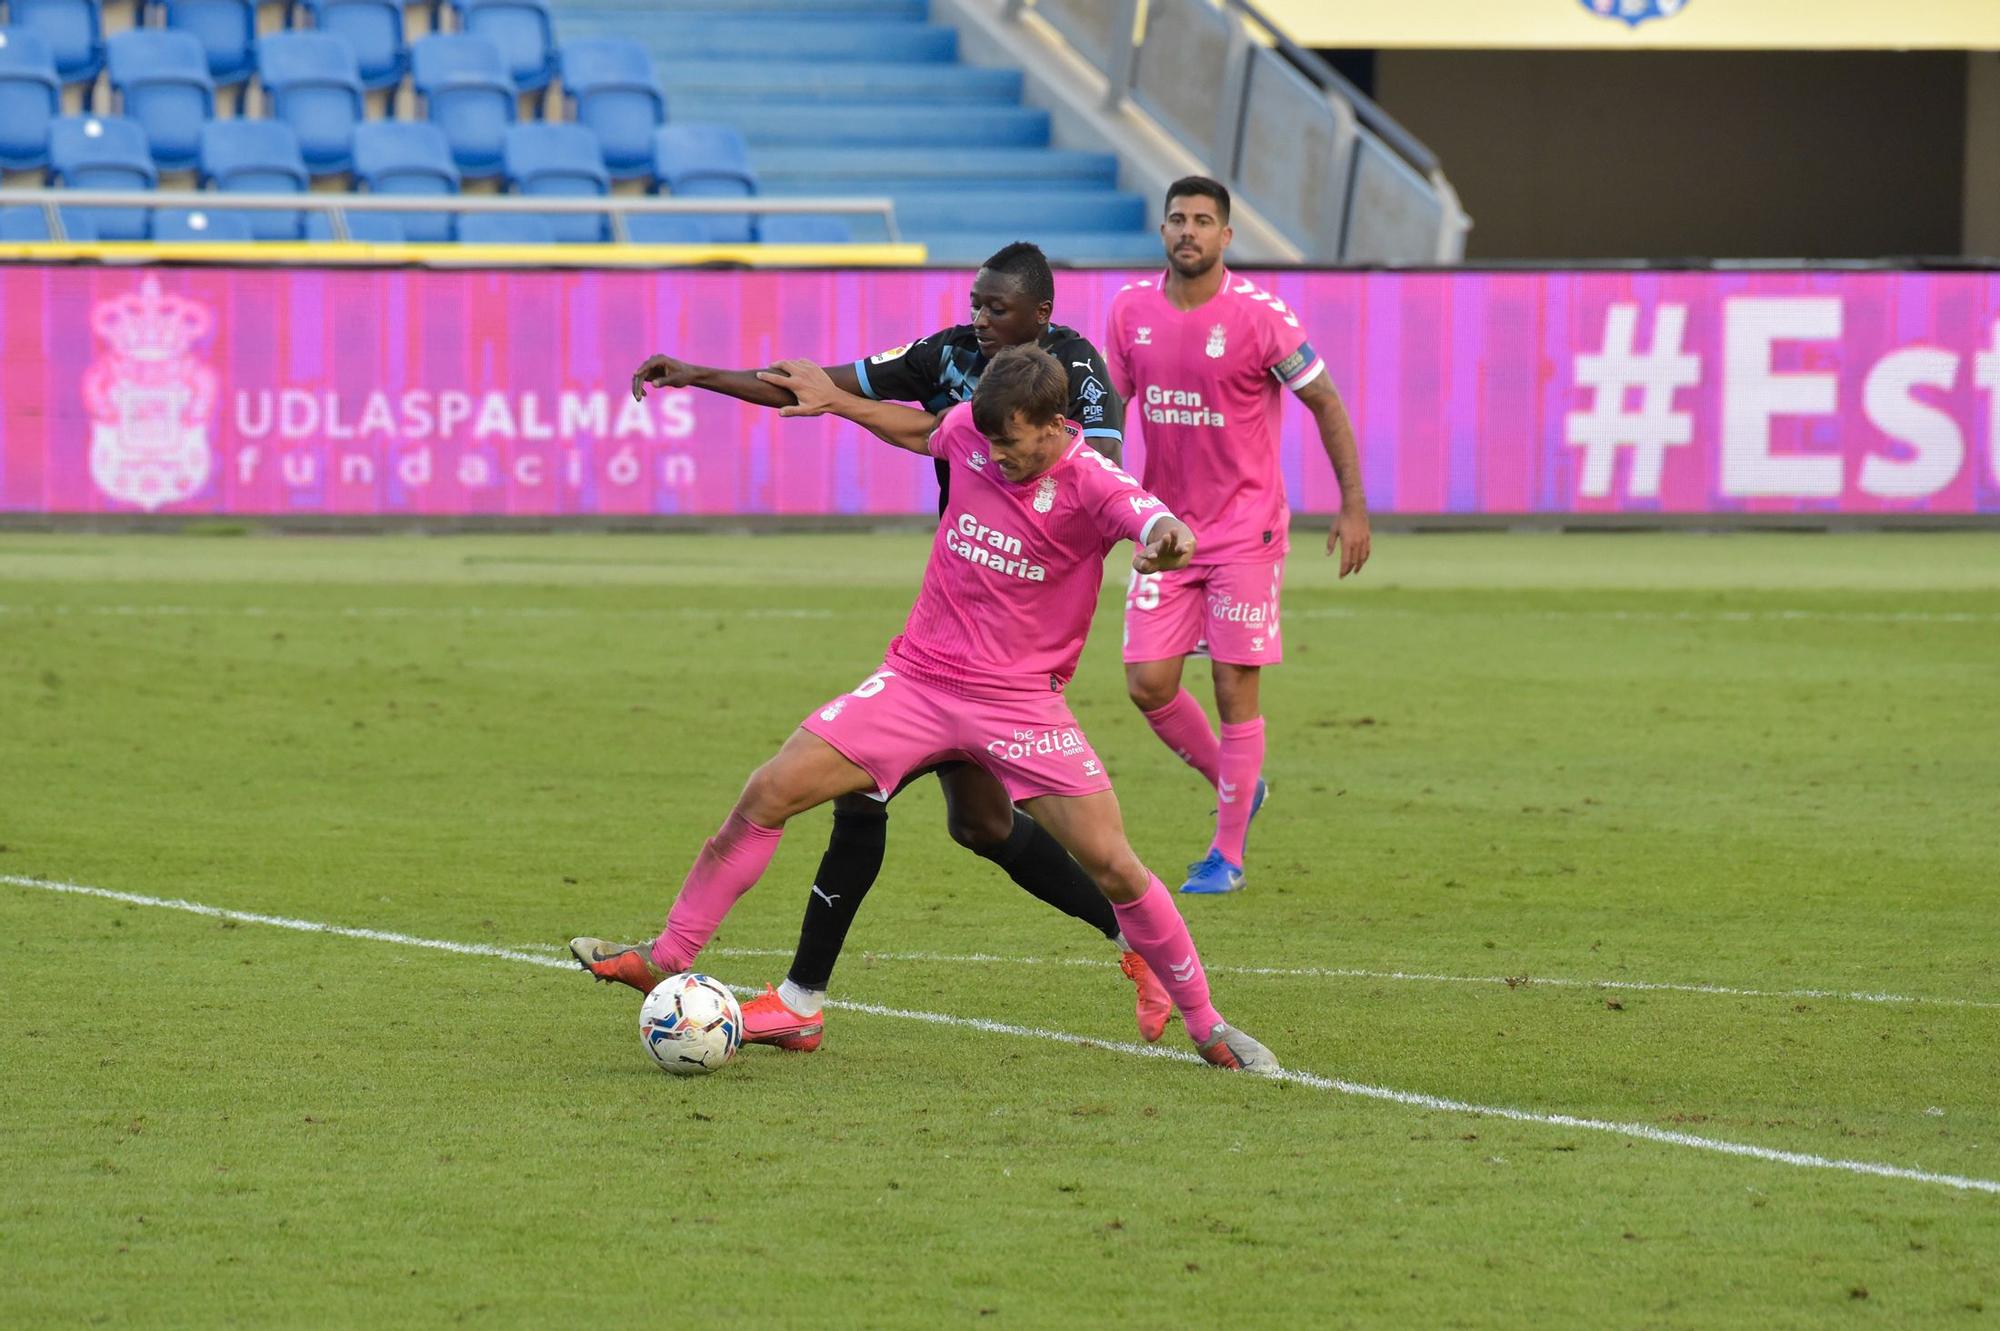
[{"left": 849, "top": 323, "right": 1125, "bottom": 512}]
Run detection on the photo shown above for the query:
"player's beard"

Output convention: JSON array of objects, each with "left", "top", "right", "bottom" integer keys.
[{"left": 1169, "top": 246, "right": 1218, "bottom": 279}]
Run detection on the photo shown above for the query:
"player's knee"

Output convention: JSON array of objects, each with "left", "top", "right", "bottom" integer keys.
[
  {"left": 1091, "top": 850, "right": 1152, "bottom": 904},
  {"left": 946, "top": 807, "right": 1012, "bottom": 854},
  {"left": 737, "top": 762, "right": 800, "bottom": 826},
  {"left": 1127, "top": 674, "right": 1175, "bottom": 713}
]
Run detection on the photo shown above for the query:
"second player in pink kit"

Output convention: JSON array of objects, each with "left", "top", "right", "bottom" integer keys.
[
  {"left": 1109, "top": 176, "right": 1373, "bottom": 894},
  {"left": 571, "top": 345, "right": 1279, "bottom": 1074}
]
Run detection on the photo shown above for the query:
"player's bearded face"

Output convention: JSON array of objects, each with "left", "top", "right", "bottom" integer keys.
[
  {"left": 982, "top": 412, "right": 1067, "bottom": 482},
  {"left": 1163, "top": 198, "right": 1229, "bottom": 278}
]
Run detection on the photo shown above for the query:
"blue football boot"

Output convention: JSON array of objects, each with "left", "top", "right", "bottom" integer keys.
[{"left": 1180, "top": 848, "right": 1245, "bottom": 895}]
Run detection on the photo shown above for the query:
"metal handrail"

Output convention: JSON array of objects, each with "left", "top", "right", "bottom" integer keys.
[
  {"left": 0, "top": 189, "right": 902, "bottom": 244},
  {"left": 1005, "top": 0, "right": 1438, "bottom": 179},
  {"left": 997, "top": 0, "right": 1462, "bottom": 261},
  {"left": 1221, "top": 0, "right": 1439, "bottom": 177}
]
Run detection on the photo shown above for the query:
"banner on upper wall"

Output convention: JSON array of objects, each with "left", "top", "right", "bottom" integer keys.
[
  {"left": 1252, "top": 0, "right": 2000, "bottom": 48},
  {"left": 1, "top": 265, "right": 1997, "bottom": 517}
]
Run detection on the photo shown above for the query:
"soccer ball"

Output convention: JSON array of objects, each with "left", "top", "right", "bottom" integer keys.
[{"left": 638, "top": 972, "right": 743, "bottom": 1077}]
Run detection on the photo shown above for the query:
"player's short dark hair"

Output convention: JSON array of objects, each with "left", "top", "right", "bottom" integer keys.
[
  {"left": 978, "top": 241, "right": 1055, "bottom": 307},
  {"left": 1165, "top": 175, "right": 1231, "bottom": 223},
  {"left": 972, "top": 345, "right": 1068, "bottom": 436}
]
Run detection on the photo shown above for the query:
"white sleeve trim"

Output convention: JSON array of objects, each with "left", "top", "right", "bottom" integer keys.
[{"left": 1139, "top": 510, "right": 1177, "bottom": 544}]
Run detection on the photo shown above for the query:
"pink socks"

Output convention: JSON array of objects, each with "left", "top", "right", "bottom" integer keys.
[
  {"left": 651, "top": 810, "right": 784, "bottom": 973},
  {"left": 1212, "top": 717, "right": 1265, "bottom": 865},
  {"left": 1142, "top": 689, "right": 1221, "bottom": 786},
  {"left": 1111, "top": 878, "right": 1223, "bottom": 1043}
]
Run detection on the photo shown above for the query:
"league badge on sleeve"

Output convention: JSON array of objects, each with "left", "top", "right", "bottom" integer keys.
[{"left": 1580, "top": 0, "right": 1688, "bottom": 27}]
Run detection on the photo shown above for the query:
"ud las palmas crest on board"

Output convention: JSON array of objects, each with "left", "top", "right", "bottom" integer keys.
[
  {"left": 85, "top": 275, "right": 219, "bottom": 512},
  {"left": 1580, "top": 0, "right": 1688, "bottom": 27}
]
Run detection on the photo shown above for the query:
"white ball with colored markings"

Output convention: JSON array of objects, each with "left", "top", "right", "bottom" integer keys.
[{"left": 638, "top": 972, "right": 743, "bottom": 1077}]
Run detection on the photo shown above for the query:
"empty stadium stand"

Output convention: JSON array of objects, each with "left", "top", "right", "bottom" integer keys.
[
  {"left": 0, "top": 0, "right": 1459, "bottom": 260},
  {"left": 558, "top": 0, "right": 1157, "bottom": 262}
]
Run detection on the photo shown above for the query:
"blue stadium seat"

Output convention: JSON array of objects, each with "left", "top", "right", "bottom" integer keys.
[
  {"left": 0, "top": 204, "right": 53, "bottom": 238},
  {"left": 198, "top": 118, "right": 307, "bottom": 239},
  {"left": 622, "top": 213, "right": 709, "bottom": 243},
  {"left": 457, "top": 210, "right": 552, "bottom": 243},
  {"left": 653, "top": 123, "right": 755, "bottom": 244},
  {"left": 47, "top": 114, "right": 155, "bottom": 240},
  {"left": 0, "top": 204, "right": 99, "bottom": 238},
  {"left": 0, "top": 28, "right": 61, "bottom": 172},
  {"left": 352, "top": 120, "right": 457, "bottom": 242},
  {"left": 452, "top": 0, "right": 552, "bottom": 95},
  {"left": 296, "top": 0, "right": 404, "bottom": 92},
  {"left": 255, "top": 32, "right": 362, "bottom": 175},
  {"left": 503, "top": 122, "right": 606, "bottom": 242},
  {"left": 9, "top": 0, "right": 103, "bottom": 89},
  {"left": 558, "top": 38, "right": 662, "bottom": 182},
  {"left": 758, "top": 214, "right": 851, "bottom": 244},
  {"left": 159, "top": 0, "right": 254, "bottom": 91},
  {"left": 411, "top": 34, "right": 513, "bottom": 180},
  {"left": 304, "top": 209, "right": 406, "bottom": 241},
  {"left": 152, "top": 206, "right": 254, "bottom": 241},
  {"left": 106, "top": 30, "right": 214, "bottom": 173}
]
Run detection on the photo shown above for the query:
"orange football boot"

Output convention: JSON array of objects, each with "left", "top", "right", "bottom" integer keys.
[
  {"left": 1196, "top": 1021, "right": 1281, "bottom": 1075},
  {"left": 1120, "top": 950, "right": 1174, "bottom": 1042},
  {"left": 569, "top": 937, "right": 671, "bottom": 994},
  {"left": 739, "top": 985, "right": 824, "bottom": 1052}
]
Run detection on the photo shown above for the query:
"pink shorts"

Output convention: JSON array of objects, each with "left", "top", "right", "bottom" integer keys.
[
  {"left": 1122, "top": 559, "right": 1285, "bottom": 666},
  {"left": 799, "top": 662, "right": 1113, "bottom": 802}
]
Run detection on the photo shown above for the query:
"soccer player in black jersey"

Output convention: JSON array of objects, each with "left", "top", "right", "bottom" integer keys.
[{"left": 627, "top": 242, "right": 1168, "bottom": 1052}]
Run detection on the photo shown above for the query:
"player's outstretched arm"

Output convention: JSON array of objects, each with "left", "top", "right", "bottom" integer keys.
[
  {"left": 1297, "top": 375, "right": 1371, "bottom": 578},
  {"left": 757, "top": 358, "right": 938, "bottom": 455},
  {"left": 632, "top": 353, "right": 864, "bottom": 410},
  {"left": 1133, "top": 517, "right": 1196, "bottom": 574}
]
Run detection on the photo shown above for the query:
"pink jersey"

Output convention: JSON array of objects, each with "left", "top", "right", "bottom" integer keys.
[
  {"left": 889, "top": 402, "right": 1176, "bottom": 697},
  {"left": 1106, "top": 268, "right": 1325, "bottom": 565}
]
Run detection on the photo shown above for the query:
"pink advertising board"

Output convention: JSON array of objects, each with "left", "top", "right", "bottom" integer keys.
[{"left": 2, "top": 265, "right": 1996, "bottom": 515}]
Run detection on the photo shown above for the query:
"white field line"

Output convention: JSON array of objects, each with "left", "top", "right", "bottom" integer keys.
[
  {"left": 1294, "top": 607, "right": 2000, "bottom": 624},
  {"left": 2, "top": 602, "right": 1997, "bottom": 625},
  {"left": 518, "top": 943, "right": 1998, "bottom": 1014},
  {"left": 6, "top": 874, "right": 1996, "bottom": 1198}
]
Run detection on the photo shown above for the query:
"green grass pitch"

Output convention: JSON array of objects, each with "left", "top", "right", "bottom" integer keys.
[{"left": 2, "top": 530, "right": 1996, "bottom": 1328}]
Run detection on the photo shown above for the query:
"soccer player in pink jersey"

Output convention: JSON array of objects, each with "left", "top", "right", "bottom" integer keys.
[
  {"left": 1107, "top": 176, "right": 1372, "bottom": 895},
  {"left": 572, "top": 345, "right": 1279, "bottom": 1074},
  {"left": 627, "top": 244, "right": 1164, "bottom": 1055}
]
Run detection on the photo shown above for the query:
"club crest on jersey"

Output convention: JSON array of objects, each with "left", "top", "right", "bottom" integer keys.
[
  {"left": 1134, "top": 326, "right": 1152, "bottom": 345},
  {"left": 1579, "top": 0, "right": 1687, "bottom": 27},
  {"left": 1205, "top": 325, "right": 1227, "bottom": 358},
  {"left": 1033, "top": 475, "right": 1058, "bottom": 513}
]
